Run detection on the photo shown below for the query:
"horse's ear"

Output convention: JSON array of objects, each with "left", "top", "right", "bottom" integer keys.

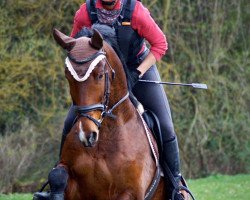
[
  {"left": 89, "top": 29, "right": 103, "bottom": 50},
  {"left": 53, "top": 28, "right": 76, "bottom": 51}
]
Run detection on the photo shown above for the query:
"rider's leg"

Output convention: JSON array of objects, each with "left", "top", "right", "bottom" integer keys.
[
  {"left": 59, "top": 105, "right": 77, "bottom": 157},
  {"left": 48, "top": 166, "right": 69, "bottom": 200},
  {"left": 133, "top": 65, "right": 188, "bottom": 199},
  {"left": 33, "top": 106, "right": 76, "bottom": 200},
  {"left": 33, "top": 166, "right": 69, "bottom": 200}
]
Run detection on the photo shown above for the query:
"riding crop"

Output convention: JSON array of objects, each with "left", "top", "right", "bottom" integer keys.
[{"left": 139, "top": 80, "right": 208, "bottom": 90}]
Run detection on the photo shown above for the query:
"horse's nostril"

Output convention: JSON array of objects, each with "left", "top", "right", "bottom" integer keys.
[{"left": 88, "top": 131, "right": 98, "bottom": 145}]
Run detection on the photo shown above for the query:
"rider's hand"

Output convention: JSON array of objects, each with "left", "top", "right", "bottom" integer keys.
[
  {"left": 129, "top": 68, "right": 141, "bottom": 88},
  {"left": 180, "top": 190, "right": 190, "bottom": 200}
]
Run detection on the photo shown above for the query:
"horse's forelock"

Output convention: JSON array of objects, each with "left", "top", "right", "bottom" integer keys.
[{"left": 70, "top": 37, "right": 96, "bottom": 60}]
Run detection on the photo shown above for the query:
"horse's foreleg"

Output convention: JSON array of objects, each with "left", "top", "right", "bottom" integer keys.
[
  {"left": 48, "top": 166, "right": 69, "bottom": 200},
  {"left": 64, "top": 178, "right": 82, "bottom": 200}
]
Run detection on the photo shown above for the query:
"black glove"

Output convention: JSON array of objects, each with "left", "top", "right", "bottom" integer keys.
[{"left": 129, "top": 69, "right": 141, "bottom": 88}]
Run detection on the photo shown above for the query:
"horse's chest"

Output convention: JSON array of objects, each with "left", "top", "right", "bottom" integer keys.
[{"left": 71, "top": 154, "right": 142, "bottom": 193}]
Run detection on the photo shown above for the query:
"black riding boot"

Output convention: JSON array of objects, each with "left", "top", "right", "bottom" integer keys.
[
  {"left": 33, "top": 134, "right": 68, "bottom": 200},
  {"left": 33, "top": 166, "right": 69, "bottom": 200},
  {"left": 161, "top": 137, "right": 188, "bottom": 200}
]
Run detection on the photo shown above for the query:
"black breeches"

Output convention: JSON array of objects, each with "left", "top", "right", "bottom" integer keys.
[
  {"left": 132, "top": 65, "right": 176, "bottom": 143},
  {"left": 62, "top": 105, "right": 76, "bottom": 136},
  {"left": 63, "top": 65, "right": 176, "bottom": 142}
]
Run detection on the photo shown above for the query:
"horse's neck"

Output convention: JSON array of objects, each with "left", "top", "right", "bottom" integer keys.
[
  {"left": 103, "top": 44, "right": 136, "bottom": 128},
  {"left": 108, "top": 80, "right": 134, "bottom": 125},
  {"left": 104, "top": 68, "right": 135, "bottom": 128}
]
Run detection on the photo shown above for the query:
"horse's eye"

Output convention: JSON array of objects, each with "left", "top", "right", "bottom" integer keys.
[{"left": 97, "top": 73, "right": 104, "bottom": 80}]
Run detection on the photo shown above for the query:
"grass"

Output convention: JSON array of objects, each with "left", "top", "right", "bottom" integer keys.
[
  {"left": 0, "top": 174, "right": 249, "bottom": 200},
  {"left": 188, "top": 174, "right": 250, "bottom": 200},
  {"left": 0, "top": 194, "right": 33, "bottom": 200}
]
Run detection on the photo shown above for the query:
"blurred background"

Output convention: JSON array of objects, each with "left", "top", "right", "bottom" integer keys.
[{"left": 0, "top": 0, "right": 249, "bottom": 195}]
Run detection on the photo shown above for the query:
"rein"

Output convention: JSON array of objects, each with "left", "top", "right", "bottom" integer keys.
[{"left": 66, "top": 49, "right": 128, "bottom": 129}]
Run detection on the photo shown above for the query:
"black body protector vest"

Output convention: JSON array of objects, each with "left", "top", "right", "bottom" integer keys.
[{"left": 86, "top": 0, "right": 145, "bottom": 68}]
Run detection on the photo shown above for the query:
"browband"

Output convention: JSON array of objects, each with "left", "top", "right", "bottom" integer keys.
[{"left": 67, "top": 50, "right": 105, "bottom": 64}]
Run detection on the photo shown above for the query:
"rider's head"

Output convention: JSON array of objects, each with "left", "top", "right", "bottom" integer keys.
[{"left": 101, "top": 0, "right": 119, "bottom": 10}]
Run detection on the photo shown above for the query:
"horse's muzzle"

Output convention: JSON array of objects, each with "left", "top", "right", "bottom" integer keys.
[{"left": 78, "top": 121, "right": 99, "bottom": 147}]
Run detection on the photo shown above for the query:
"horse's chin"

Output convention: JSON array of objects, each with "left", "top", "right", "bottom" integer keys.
[{"left": 83, "top": 141, "right": 97, "bottom": 148}]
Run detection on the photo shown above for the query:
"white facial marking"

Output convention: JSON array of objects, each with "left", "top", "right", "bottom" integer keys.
[{"left": 78, "top": 121, "right": 88, "bottom": 146}]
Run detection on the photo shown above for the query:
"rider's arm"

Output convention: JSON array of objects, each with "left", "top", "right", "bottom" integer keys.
[
  {"left": 70, "top": 4, "right": 92, "bottom": 37},
  {"left": 131, "top": 1, "right": 168, "bottom": 75}
]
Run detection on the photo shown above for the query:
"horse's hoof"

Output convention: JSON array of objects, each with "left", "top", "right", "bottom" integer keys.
[{"left": 33, "top": 192, "right": 50, "bottom": 200}]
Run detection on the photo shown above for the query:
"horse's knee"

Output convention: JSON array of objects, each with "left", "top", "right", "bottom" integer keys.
[{"left": 48, "top": 166, "right": 68, "bottom": 194}]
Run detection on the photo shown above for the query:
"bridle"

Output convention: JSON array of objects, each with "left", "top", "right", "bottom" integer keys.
[{"left": 66, "top": 48, "right": 129, "bottom": 129}]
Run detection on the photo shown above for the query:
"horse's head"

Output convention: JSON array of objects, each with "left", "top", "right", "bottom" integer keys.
[{"left": 53, "top": 28, "right": 121, "bottom": 147}]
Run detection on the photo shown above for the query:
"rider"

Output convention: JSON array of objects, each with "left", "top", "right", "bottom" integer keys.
[
  {"left": 35, "top": 0, "right": 190, "bottom": 199},
  {"left": 70, "top": 0, "right": 189, "bottom": 199}
]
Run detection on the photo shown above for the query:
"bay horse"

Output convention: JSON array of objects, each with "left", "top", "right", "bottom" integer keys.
[{"left": 51, "top": 28, "right": 167, "bottom": 200}]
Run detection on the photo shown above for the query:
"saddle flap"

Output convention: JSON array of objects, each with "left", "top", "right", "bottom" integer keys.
[{"left": 142, "top": 110, "right": 163, "bottom": 155}]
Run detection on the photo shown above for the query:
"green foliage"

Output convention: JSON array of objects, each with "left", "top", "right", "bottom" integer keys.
[
  {"left": 0, "top": 0, "right": 81, "bottom": 132},
  {"left": 0, "top": 114, "right": 65, "bottom": 193},
  {"left": 0, "top": 0, "right": 249, "bottom": 192},
  {"left": 0, "top": 120, "right": 37, "bottom": 192},
  {"left": 148, "top": 0, "right": 250, "bottom": 177}
]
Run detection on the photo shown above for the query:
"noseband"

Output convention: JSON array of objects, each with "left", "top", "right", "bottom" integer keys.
[{"left": 66, "top": 49, "right": 129, "bottom": 128}]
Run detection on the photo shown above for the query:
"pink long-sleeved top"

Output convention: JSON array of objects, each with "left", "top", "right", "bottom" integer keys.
[{"left": 71, "top": 0, "right": 168, "bottom": 61}]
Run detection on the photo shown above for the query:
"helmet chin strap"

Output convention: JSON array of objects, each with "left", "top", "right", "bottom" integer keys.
[{"left": 101, "top": 0, "right": 116, "bottom": 6}]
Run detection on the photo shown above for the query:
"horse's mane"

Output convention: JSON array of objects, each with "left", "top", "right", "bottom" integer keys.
[{"left": 74, "top": 24, "right": 132, "bottom": 91}]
